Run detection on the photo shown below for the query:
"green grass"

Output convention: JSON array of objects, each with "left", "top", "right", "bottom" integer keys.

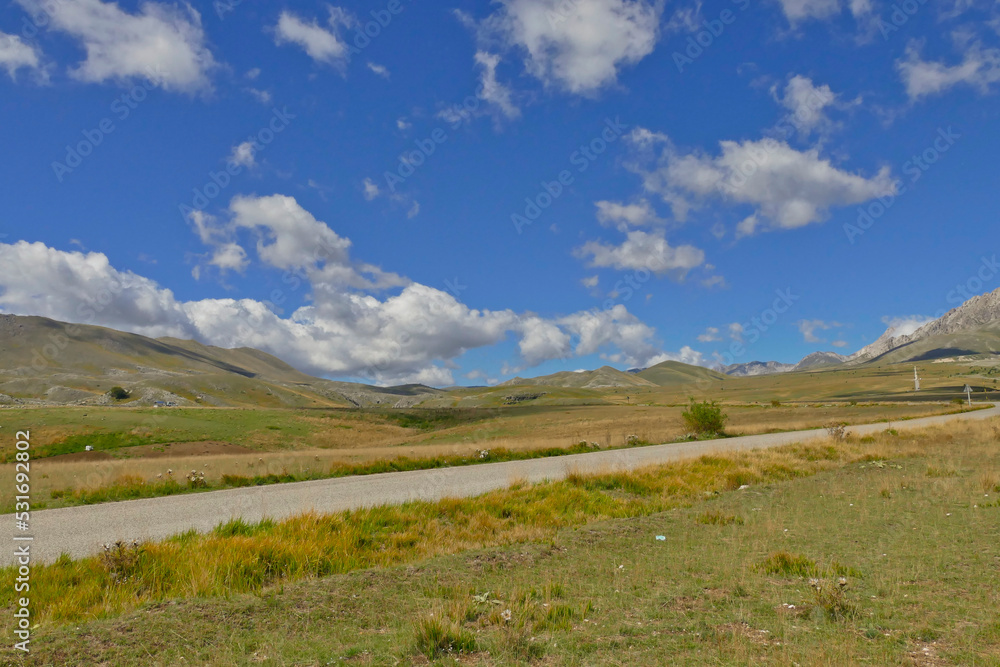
[{"left": 7, "top": 418, "right": 1000, "bottom": 665}]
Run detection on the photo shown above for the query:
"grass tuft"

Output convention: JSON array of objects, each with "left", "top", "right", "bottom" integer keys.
[{"left": 756, "top": 551, "right": 819, "bottom": 578}]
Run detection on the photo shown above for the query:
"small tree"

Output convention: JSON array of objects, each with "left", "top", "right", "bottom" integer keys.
[
  {"left": 109, "top": 386, "right": 130, "bottom": 400},
  {"left": 682, "top": 398, "right": 728, "bottom": 435}
]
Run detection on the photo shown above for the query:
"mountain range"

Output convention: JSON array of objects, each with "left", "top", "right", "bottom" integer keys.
[
  {"left": 717, "top": 285, "right": 1000, "bottom": 376},
  {"left": 2, "top": 282, "right": 1000, "bottom": 404}
]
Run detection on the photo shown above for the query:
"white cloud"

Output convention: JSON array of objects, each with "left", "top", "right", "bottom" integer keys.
[
  {"left": 481, "top": 0, "right": 662, "bottom": 95},
  {"left": 367, "top": 61, "right": 389, "bottom": 78},
  {"left": 772, "top": 75, "right": 840, "bottom": 137},
  {"left": 575, "top": 230, "right": 705, "bottom": 276},
  {"left": 0, "top": 196, "right": 686, "bottom": 385},
  {"left": 0, "top": 31, "right": 44, "bottom": 81},
  {"left": 246, "top": 88, "right": 272, "bottom": 105},
  {"left": 208, "top": 242, "right": 248, "bottom": 273},
  {"left": 274, "top": 8, "right": 353, "bottom": 66},
  {"left": 517, "top": 316, "right": 572, "bottom": 365},
  {"left": 15, "top": 0, "right": 216, "bottom": 92},
  {"left": 396, "top": 117, "right": 411, "bottom": 131},
  {"left": 735, "top": 214, "right": 759, "bottom": 238},
  {"left": 581, "top": 275, "right": 599, "bottom": 288},
  {"left": 776, "top": 0, "right": 841, "bottom": 23},
  {"left": 594, "top": 199, "right": 660, "bottom": 230},
  {"left": 831, "top": 339, "right": 848, "bottom": 347},
  {"left": 897, "top": 40, "right": 1000, "bottom": 100},
  {"left": 881, "top": 314, "right": 933, "bottom": 337},
  {"left": 406, "top": 201, "right": 420, "bottom": 218},
  {"left": 629, "top": 130, "right": 897, "bottom": 233},
  {"left": 474, "top": 51, "right": 521, "bottom": 119},
  {"left": 797, "top": 318, "right": 841, "bottom": 343},
  {"left": 697, "top": 326, "right": 721, "bottom": 342},
  {"left": 728, "top": 322, "right": 744, "bottom": 341},
  {"left": 245, "top": 68, "right": 261, "bottom": 80},
  {"left": 229, "top": 141, "right": 256, "bottom": 169},
  {"left": 362, "top": 177, "right": 380, "bottom": 201}
]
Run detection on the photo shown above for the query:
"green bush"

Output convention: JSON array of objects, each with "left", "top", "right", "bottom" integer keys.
[
  {"left": 681, "top": 398, "right": 728, "bottom": 435},
  {"left": 108, "top": 386, "right": 130, "bottom": 400}
]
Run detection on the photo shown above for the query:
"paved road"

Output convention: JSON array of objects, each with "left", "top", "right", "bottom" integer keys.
[{"left": 7, "top": 404, "right": 998, "bottom": 564}]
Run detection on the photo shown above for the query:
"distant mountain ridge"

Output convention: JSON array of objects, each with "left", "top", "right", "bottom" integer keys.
[
  {"left": 718, "top": 351, "right": 848, "bottom": 377},
  {"left": 851, "top": 285, "right": 1000, "bottom": 363}
]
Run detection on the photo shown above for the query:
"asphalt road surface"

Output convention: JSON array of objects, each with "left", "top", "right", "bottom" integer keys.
[{"left": 7, "top": 403, "right": 998, "bottom": 564}]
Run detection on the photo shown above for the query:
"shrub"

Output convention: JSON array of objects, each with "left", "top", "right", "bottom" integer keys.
[
  {"left": 108, "top": 386, "right": 130, "bottom": 400},
  {"left": 682, "top": 398, "right": 728, "bottom": 435},
  {"left": 770, "top": 399, "right": 782, "bottom": 408},
  {"left": 826, "top": 423, "right": 847, "bottom": 441},
  {"left": 100, "top": 540, "right": 144, "bottom": 585}
]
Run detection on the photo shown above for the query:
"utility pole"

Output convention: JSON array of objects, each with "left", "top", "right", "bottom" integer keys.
[{"left": 913, "top": 366, "right": 920, "bottom": 392}]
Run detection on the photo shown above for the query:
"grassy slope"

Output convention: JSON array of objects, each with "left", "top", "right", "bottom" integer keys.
[{"left": 5, "top": 418, "right": 1000, "bottom": 665}]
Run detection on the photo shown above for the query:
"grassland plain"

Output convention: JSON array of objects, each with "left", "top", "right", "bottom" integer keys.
[
  {"left": 3, "top": 418, "right": 1000, "bottom": 665},
  {"left": 0, "top": 402, "right": 969, "bottom": 512}
]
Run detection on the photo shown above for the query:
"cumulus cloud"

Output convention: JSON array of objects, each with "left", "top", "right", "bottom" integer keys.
[
  {"left": 897, "top": 39, "right": 1000, "bottom": 100},
  {"left": 480, "top": 0, "right": 663, "bottom": 95},
  {"left": 362, "top": 177, "right": 380, "bottom": 201},
  {"left": 229, "top": 141, "right": 256, "bottom": 169},
  {"left": 474, "top": 51, "right": 520, "bottom": 119},
  {"left": 274, "top": 8, "right": 353, "bottom": 66},
  {"left": 366, "top": 61, "right": 389, "bottom": 78},
  {"left": 628, "top": 130, "right": 897, "bottom": 234},
  {"left": 0, "top": 31, "right": 44, "bottom": 81},
  {"left": 0, "top": 195, "right": 680, "bottom": 384},
  {"left": 208, "top": 242, "right": 248, "bottom": 273},
  {"left": 697, "top": 326, "right": 721, "bottom": 342},
  {"left": 246, "top": 88, "right": 272, "bottom": 105},
  {"left": 575, "top": 230, "right": 705, "bottom": 276},
  {"left": 881, "top": 314, "right": 934, "bottom": 336},
  {"left": 797, "top": 318, "right": 842, "bottom": 343},
  {"left": 776, "top": 0, "right": 841, "bottom": 23},
  {"left": 772, "top": 75, "right": 841, "bottom": 138},
  {"left": 594, "top": 199, "right": 661, "bottom": 230},
  {"left": 15, "top": 0, "right": 216, "bottom": 92}
]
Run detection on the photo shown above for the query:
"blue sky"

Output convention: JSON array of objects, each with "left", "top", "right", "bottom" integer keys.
[{"left": 0, "top": 0, "right": 998, "bottom": 386}]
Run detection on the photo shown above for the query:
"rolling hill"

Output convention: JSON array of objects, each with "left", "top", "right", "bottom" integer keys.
[
  {"left": 0, "top": 314, "right": 446, "bottom": 408},
  {"left": 635, "top": 360, "right": 729, "bottom": 386},
  {"left": 500, "top": 365, "right": 657, "bottom": 389}
]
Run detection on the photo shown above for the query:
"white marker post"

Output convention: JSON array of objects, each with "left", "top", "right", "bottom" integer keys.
[{"left": 964, "top": 384, "right": 973, "bottom": 406}]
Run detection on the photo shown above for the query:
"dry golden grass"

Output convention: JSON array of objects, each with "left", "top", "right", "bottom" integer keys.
[
  {"left": 11, "top": 417, "right": 998, "bottom": 630},
  {"left": 16, "top": 402, "right": 966, "bottom": 510}
]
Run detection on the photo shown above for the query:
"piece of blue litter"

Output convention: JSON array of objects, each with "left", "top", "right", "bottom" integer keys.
[{"left": 655, "top": 535, "right": 666, "bottom": 541}]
